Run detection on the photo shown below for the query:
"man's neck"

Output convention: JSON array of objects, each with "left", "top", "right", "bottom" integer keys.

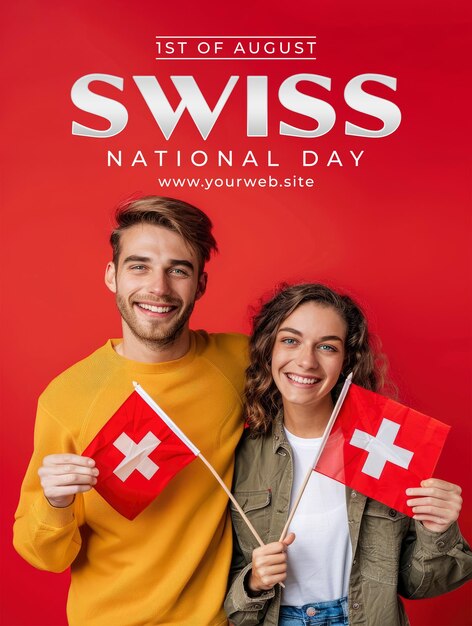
[{"left": 115, "top": 328, "right": 192, "bottom": 363}]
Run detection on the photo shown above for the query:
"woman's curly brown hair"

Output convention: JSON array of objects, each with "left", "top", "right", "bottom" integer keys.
[{"left": 245, "top": 283, "right": 389, "bottom": 435}]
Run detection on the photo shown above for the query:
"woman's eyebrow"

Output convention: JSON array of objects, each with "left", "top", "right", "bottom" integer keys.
[
  {"left": 277, "top": 328, "right": 344, "bottom": 342},
  {"left": 277, "top": 327, "right": 302, "bottom": 336}
]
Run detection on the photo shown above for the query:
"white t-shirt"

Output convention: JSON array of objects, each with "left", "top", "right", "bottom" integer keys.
[{"left": 281, "top": 427, "right": 352, "bottom": 605}]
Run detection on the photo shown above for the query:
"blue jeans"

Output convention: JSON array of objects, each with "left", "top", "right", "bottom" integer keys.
[{"left": 279, "top": 597, "right": 349, "bottom": 626}]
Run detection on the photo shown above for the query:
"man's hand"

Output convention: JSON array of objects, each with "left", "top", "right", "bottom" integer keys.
[
  {"left": 406, "top": 478, "right": 462, "bottom": 533},
  {"left": 38, "top": 454, "right": 99, "bottom": 508},
  {"left": 248, "top": 533, "right": 295, "bottom": 593}
]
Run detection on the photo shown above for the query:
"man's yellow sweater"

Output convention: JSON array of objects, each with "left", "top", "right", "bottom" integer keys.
[{"left": 14, "top": 331, "right": 248, "bottom": 626}]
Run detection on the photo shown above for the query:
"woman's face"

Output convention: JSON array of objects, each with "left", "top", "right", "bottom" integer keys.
[{"left": 271, "top": 301, "right": 347, "bottom": 415}]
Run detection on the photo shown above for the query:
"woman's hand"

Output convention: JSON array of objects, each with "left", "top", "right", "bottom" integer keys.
[
  {"left": 248, "top": 533, "right": 295, "bottom": 593},
  {"left": 406, "top": 478, "right": 462, "bottom": 533}
]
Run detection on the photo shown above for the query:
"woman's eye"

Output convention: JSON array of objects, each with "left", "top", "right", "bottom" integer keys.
[
  {"left": 282, "top": 338, "right": 298, "bottom": 345},
  {"left": 318, "top": 344, "right": 336, "bottom": 352}
]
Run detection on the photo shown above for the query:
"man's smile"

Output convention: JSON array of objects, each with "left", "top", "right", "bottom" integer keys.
[{"left": 135, "top": 302, "right": 178, "bottom": 315}]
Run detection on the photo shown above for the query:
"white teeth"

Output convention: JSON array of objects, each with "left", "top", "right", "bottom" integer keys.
[
  {"left": 287, "top": 374, "right": 319, "bottom": 385},
  {"left": 138, "top": 304, "right": 173, "bottom": 313}
]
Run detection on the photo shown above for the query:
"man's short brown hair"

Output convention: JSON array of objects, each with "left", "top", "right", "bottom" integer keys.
[{"left": 110, "top": 195, "right": 218, "bottom": 273}]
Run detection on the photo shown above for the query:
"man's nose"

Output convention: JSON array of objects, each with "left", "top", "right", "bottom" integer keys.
[{"left": 148, "top": 270, "right": 171, "bottom": 295}]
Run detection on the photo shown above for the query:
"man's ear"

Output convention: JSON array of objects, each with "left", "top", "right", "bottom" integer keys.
[
  {"left": 195, "top": 272, "right": 207, "bottom": 300},
  {"left": 105, "top": 262, "right": 117, "bottom": 294}
]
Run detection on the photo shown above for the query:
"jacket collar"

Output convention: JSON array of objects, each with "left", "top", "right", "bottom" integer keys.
[{"left": 271, "top": 412, "right": 290, "bottom": 454}]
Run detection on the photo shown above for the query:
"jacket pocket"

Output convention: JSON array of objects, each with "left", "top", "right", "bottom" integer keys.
[
  {"left": 230, "top": 489, "right": 272, "bottom": 554},
  {"left": 358, "top": 498, "right": 409, "bottom": 585}
]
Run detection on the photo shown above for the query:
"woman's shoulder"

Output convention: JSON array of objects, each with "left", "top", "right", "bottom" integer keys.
[
  {"left": 233, "top": 426, "right": 280, "bottom": 485},
  {"left": 236, "top": 426, "right": 272, "bottom": 454}
]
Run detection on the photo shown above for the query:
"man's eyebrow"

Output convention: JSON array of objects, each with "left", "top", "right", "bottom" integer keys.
[
  {"left": 170, "top": 259, "right": 195, "bottom": 271},
  {"left": 277, "top": 327, "right": 344, "bottom": 342},
  {"left": 121, "top": 256, "right": 194, "bottom": 271},
  {"left": 122, "top": 255, "right": 151, "bottom": 264}
]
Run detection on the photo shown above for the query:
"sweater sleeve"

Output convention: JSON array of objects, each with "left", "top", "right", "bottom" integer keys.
[
  {"left": 13, "top": 399, "right": 85, "bottom": 573},
  {"left": 398, "top": 519, "right": 472, "bottom": 598}
]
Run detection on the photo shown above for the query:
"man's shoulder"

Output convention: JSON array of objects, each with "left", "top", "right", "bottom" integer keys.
[
  {"left": 39, "top": 341, "right": 118, "bottom": 405},
  {"left": 193, "top": 331, "right": 248, "bottom": 365},
  {"left": 192, "top": 331, "right": 249, "bottom": 393}
]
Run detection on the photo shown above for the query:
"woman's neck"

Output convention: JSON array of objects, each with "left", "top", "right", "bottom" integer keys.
[{"left": 283, "top": 396, "right": 334, "bottom": 438}]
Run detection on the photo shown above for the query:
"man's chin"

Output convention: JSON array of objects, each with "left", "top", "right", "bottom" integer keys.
[
  {"left": 118, "top": 299, "right": 195, "bottom": 350},
  {"left": 140, "top": 331, "right": 183, "bottom": 349},
  {"left": 130, "top": 318, "right": 189, "bottom": 349}
]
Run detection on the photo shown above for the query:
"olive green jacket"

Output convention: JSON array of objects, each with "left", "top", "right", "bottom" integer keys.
[{"left": 225, "top": 418, "right": 472, "bottom": 626}]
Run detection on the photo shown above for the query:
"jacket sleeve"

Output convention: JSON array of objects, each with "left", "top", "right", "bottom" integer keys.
[
  {"left": 13, "top": 400, "right": 85, "bottom": 573},
  {"left": 398, "top": 519, "right": 472, "bottom": 598},
  {"left": 224, "top": 528, "right": 275, "bottom": 626}
]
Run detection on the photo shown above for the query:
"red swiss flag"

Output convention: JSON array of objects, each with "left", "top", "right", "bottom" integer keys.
[
  {"left": 83, "top": 390, "right": 197, "bottom": 520},
  {"left": 315, "top": 384, "right": 450, "bottom": 516}
]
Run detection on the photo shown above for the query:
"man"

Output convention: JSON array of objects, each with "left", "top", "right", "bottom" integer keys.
[{"left": 13, "top": 196, "right": 248, "bottom": 626}]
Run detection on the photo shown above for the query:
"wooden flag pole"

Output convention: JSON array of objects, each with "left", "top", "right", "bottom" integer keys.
[
  {"left": 134, "top": 381, "right": 284, "bottom": 585},
  {"left": 133, "top": 382, "right": 265, "bottom": 548},
  {"left": 199, "top": 453, "right": 285, "bottom": 588},
  {"left": 278, "top": 373, "right": 353, "bottom": 542},
  {"left": 198, "top": 453, "right": 265, "bottom": 548}
]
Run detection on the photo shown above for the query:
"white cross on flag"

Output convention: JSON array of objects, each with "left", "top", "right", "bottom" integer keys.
[
  {"left": 83, "top": 387, "right": 199, "bottom": 520},
  {"left": 315, "top": 384, "right": 450, "bottom": 516}
]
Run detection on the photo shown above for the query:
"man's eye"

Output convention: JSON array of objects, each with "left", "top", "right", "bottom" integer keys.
[
  {"left": 130, "top": 265, "right": 146, "bottom": 271},
  {"left": 170, "top": 268, "right": 188, "bottom": 276}
]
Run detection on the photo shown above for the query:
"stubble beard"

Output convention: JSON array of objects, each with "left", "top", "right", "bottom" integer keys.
[{"left": 116, "top": 294, "right": 195, "bottom": 350}]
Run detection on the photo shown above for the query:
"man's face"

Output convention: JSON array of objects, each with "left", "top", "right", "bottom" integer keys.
[{"left": 105, "top": 224, "right": 206, "bottom": 354}]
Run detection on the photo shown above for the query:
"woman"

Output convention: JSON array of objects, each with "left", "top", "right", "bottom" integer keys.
[{"left": 225, "top": 284, "right": 471, "bottom": 626}]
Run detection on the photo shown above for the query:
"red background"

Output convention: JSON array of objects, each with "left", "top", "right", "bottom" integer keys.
[{"left": 1, "top": 1, "right": 471, "bottom": 624}]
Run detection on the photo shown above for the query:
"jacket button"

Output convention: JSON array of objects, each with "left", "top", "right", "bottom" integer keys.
[
  {"left": 437, "top": 540, "right": 445, "bottom": 549},
  {"left": 351, "top": 491, "right": 357, "bottom": 498},
  {"left": 352, "top": 559, "right": 357, "bottom": 565},
  {"left": 388, "top": 509, "right": 397, "bottom": 518},
  {"left": 353, "top": 602, "right": 360, "bottom": 610}
]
